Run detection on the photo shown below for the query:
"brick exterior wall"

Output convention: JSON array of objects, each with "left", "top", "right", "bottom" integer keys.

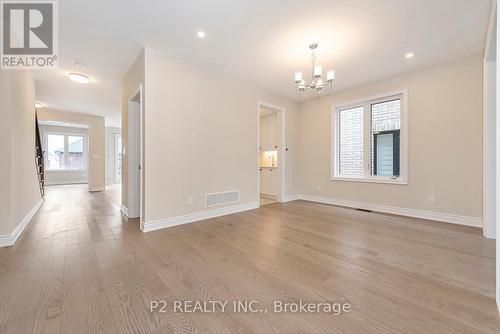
[
  {"left": 338, "top": 107, "right": 364, "bottom": 176},
  {"left": 371, "top": 99, "right": 400, "bottom": 132}
]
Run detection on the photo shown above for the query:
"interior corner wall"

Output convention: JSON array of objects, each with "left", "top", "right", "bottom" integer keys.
[
  {"left": 142, "top": 46, "right": 299, "bottom": 223},
  {"left": 0, "top": 70, "right": 40, "bottom": 236},
  {"left": 297, "top": 53, "right": 484, "bottom": 219},
  {"left": 121, "top": 49, "right": 145, "bottom": 210},
  {"left": 37, "top": 108, "right": 106, "bottom": 191}
]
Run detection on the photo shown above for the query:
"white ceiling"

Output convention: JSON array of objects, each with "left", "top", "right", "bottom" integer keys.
[{"left": 34, "top": 0, "right": 491, "bottom": 127}]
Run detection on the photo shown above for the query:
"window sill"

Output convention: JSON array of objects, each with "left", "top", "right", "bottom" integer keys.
[
  {"left": 46, "top": 169, "right": 88, "bottom": 173},
  {"left": 331, "top": 175, "right": 407, "bottom": 185}
]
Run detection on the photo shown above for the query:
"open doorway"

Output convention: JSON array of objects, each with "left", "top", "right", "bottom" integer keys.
[
  {"left": 127, "top": 85, "right": 143, "bottom": 221},
  {"left": 258, "top": 102, "right": 285, "bottom": 206}
]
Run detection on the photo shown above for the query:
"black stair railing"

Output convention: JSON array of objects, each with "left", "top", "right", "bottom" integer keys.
[{"left": 35, "top": 111, "right": 45, "bottom": 198}]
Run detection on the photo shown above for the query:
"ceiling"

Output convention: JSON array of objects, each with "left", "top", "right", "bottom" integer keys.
[{"left": 34, "top": 0, "right": 491, "bottom": 127}]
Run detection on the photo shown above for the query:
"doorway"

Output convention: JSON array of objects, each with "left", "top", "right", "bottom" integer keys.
[
  {"left": 258, "top": 102, "right": 285, "bottom": 206},
  {"left": 127, "top": 85, "right": 143, "bottom": 221}
]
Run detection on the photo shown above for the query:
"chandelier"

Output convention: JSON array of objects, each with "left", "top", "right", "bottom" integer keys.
[{"left": 294, "top": 43, "right": 334, "bottom": 94}]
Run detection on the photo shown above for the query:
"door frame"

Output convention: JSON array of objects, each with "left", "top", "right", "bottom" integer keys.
[
  {"left": 257, "top": 101, "right": 286, "bottom": 205},
  {"left": 127, "top": 84, "right": 144, "bottom": 222}
]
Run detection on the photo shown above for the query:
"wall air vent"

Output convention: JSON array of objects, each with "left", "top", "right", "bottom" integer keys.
[{"left": 205, "top": 190, "right": 240, "bottom": 207}]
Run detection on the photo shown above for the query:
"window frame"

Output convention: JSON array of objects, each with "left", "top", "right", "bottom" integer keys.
[
  {"left": 331, "top": 89, "right": 408, "bottom": 185},
  {"left": 44, "top": 131, "right": 88, "bottom": 172}
]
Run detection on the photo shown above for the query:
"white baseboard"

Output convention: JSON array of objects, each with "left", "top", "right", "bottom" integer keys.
[
  {"left": 0, "top": 198, "right": 44, "bottom": 247},
  {"left": 90, "top": 186, "right": 105, "bottom": 192},
  {"left": 283, "top": 194, "right": 301, "bottom": 202},
  {"left": 292, "top": 194, "right": 483, "bottom": 228},
  {"left": 141, "top": 202, "right": 259, "bottom": 233},
  {"left": 120, "top": 204, "right": 129, "bottom": 217}
]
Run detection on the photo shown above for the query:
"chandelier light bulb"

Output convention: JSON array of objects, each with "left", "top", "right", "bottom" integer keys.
[
  {"left": 314, "top": 65, "right": 322, "bottom": 78},
  {"left": 294, "top": 72, "right": 303, "bottom": 83},
  {"left": 327, "top": 70, "right": 335, "bottom": 82}
]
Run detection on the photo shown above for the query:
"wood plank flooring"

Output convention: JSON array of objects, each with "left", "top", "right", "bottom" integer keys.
[{"left": 0, "top": 184, "right": 498, "bottom": 333}]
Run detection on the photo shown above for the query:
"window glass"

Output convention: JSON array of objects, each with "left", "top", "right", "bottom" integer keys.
[
  {"left": 47, "top": 134, "right": 65, "bottom": 169},
  {"left": 67, "top": 135, "right": 85, "bottom": 169},
  {"left": 338, "top": 106, "right": 364, "bottom": 176},
  {"left": 371, "top": 99, "right": 400, "bottom": 176}
]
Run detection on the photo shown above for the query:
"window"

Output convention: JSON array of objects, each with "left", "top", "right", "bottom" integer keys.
[
  {"left": 45, "top": 132, "right": 87, "bottom": 170},
  {"left": 332, "top": 90, "right": 407, "bottom": 184}
]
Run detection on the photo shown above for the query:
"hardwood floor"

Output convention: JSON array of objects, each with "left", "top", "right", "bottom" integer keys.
[{"left": 0, "top": 184, "right": 498, "bottom": 333}]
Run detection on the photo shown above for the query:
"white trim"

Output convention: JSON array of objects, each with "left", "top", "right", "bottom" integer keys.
[
  {"left": 257, "top": 101, "right": 286, "bottom": 206},
  {"left": 283, "top": 194, "right": 301, "bottom": 202},
  {"left": 331, "top": 89, "right": 408, "bottom": 185},
  {"left": 120, "top": 204, "right": 129, "bottom": 217},
  {"left": 141, "top": 202, "right": 259, "bottom": 233},
  {"left": 292, "top": 194, "right": 482, "bottom": 228},
  {"left": 0, "top": 198, "right": 43, "bottom": 247},
  {"left": 89, "top": 186, "right": 105, "bottom": 192}
]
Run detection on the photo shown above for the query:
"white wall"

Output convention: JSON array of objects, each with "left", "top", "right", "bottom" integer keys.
[
  {"left": 0, "top": 71, "right": 13, "bottom": 235},
  {"left": 139, "top": 46, "right": 298, "bottom": 225},
  {"left": 0, "top": 70, "right": 41, "bottom": 239},
  {"left": 297, "top": 54, "right": 483, "bottom": 220}
]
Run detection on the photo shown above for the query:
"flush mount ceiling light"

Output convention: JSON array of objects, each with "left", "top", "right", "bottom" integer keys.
[
  {"left": 68, "top": 72, "right": 89, "bottom": 84},
  {"left": 294, "top": 43, "right": 334, "bottom": 94},
  {"left": 35, "top": 102, "right": 43, "bottom": 108},
  {"left": 405, "top": 52, "right": 414, "bottom": 59},
  {"left": 197, "top": 31, "right": 206, "bottom": 38}
]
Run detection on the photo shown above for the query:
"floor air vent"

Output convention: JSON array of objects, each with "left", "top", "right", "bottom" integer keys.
[{"left": 205, "top": 190, "right": 240, "bottom": 207}]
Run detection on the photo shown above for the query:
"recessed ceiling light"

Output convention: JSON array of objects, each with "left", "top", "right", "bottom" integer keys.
[
  {"left": 405, "top": 52, "right": 414, "bottom": 59},
  {"left": 197, "top": 31, "right": 206, "bottom": 38},
  {"left": 68, "top": 73, "right": 89, "bottom": 84},
  {"left": 35, "top": 102, "right": 43, "bottom": 108}
]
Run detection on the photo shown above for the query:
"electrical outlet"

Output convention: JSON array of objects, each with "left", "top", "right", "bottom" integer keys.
[
  {"left": 187, "top": 197, "right": 193, "bottom": 206},
  {"left": 428, "top": 194, "right": 436, "bottom": 203}
]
